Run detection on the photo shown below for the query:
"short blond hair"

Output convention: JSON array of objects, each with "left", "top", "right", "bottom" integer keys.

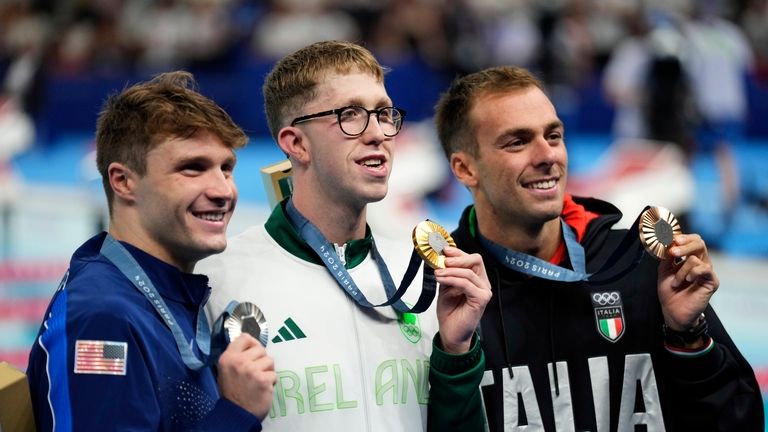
[{"left": 262, "top": 40, "right": 385, "bottom": 140}]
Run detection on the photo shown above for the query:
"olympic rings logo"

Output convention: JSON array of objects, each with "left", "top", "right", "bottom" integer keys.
[
  {"left": 592, "top": 291, "right": 620, "bottom": 306},
  {"left": 402, "top": 325, "right": 420, "bottom": 337}
]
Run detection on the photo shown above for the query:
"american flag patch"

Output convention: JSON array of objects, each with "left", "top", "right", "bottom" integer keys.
[{"left": 74, "top": 340, "right": 128, "bottom": 375}]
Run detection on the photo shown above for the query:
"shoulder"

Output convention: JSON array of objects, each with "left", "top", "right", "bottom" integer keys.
[
  {"left": 61, "top": 261, "right": 157, "bottom": 333},
  {"left": 200, "top": 225, "right": 273, "bottom": 267}
]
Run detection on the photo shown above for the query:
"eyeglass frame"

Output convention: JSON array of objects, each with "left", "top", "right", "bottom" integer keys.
[{"left": 290, "top": 105, "right": 407, "bottom": 137}]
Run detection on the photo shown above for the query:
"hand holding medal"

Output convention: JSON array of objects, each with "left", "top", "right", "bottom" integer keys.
[
  {"left": 639, "top": 206, "right": 720, "bottom": 337},
  {"left": 210, "top": 301, "right": 269, "bottom": 366},
  {"left": 222, "top": 302, "right": 269, "bottom": 347},
  {"left": 412, "top": 219, "right": 492, "bottom": 354},
  {"left": 213, "top": 302, "right": 275, "bottom": 419},
  {"left": 412, "top": 220, "right": 457, "bottom": 269},
  {"left": 638, "top": 206, "right": 683, "bottom": 261}
]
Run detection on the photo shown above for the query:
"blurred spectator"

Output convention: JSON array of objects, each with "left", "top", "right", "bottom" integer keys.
[
  {"left": 602, "top": 10, "right": 653, "bottom": 140},
  {"left": 0, "top": 97, "right": 33, "bottom": 193},
  {"left": 367, "top": 0, "right": 450, "bottom": 68},
  {"left": 442, "top": 0, "right": 540, "bottom": 75},
  {"left": 598, "top": 8, "right": 697, "bottom": 228},
  {"left": 739, "top": 0, "right": 768, "bottom": 81},
  {"left": 1, "top": 2, "right": 49, "bottom": 118},
  {"left": 440, "top": 0, "right": 490, "bottom": 74},
  {"left": 548, "top": 0, "right": 596, "bottom": 89},
  {"left": 1, "top": 1, "right": 44, "bottom": 193},
  {"left": 252, "top": 0, "right": 360, "bottom": 60},
  {"left": 645, "top": 22, "right": 696, "bottom": 156},
  {"left": 683, "top": 0, "right": 754, "bottom": 214},
  {"left": 120, "top": 0, "right": 234, "bottom": 71}
]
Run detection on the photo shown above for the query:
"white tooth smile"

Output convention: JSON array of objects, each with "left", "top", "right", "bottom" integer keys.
[
  {"left": 527, "top": 179, "right": 556, "bottom": 189},
  {"left": 360, "top": 158, "right": 383, "bottom": 167},
  {"left": 196, "top": 212, "right": 224, "bottom": 221}
]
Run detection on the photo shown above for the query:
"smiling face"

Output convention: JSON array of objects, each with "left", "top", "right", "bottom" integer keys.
[
  {"left": 293, "top": 72, "right": 394, "bottom": 210},
  {"left": 458, "top": 85, "right": 568, "bottom": 229},
  {"left": 121, "top": 130, "right": 237, "bottom": 271}
]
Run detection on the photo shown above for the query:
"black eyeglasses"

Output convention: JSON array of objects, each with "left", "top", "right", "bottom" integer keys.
[{"left": 290, "top": 105, "right": 406, "bottom": 137}]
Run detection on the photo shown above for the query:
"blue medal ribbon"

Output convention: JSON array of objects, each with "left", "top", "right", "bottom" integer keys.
[
  {"left": 479, "top": 209, "right": 647, "bottom": 284},
  {"left": 479, "top": 220, "right": 588, "bottom": 282},
  {"left": 285, "top": 199, "right": 436, "bottom": 313},
  {"left": 100, "top": 234, "right": 211, "bottom": 370}
]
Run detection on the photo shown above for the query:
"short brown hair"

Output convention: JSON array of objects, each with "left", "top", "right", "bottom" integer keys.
[
  {"left": 262, "top": 40, "right": 385, "bottom": 140},
  {"left": 434, "top": 66, "right": 543, "bottom": 158},
  {"left": 95, "top": 71, "right": 247, "bottom": 213}
]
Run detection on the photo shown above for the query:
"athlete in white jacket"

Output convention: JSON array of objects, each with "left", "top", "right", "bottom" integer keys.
[{"left": 198, "top": 41, "right": 492, "bottom": 431}]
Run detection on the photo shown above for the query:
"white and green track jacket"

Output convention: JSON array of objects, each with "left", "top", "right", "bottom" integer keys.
[{"left": 198, "top": 202, "right": 486, "bottom": 431}]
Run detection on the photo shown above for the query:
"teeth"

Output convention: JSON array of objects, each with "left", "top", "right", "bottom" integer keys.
[
  {"left": 196, "top": 212, "right": 224, "bottom": 221},
  {"left": 360, "top": 159, "right": 383, "bottom": 167},
  {"left": 527, "top": 179, "right": 556, "bottom": 189}
]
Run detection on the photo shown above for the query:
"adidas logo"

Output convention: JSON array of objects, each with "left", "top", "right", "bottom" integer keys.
[{"left": 272, "top": 318, "right": 307, "bottom": 344}]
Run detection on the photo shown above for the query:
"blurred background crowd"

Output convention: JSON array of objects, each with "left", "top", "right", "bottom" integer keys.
[
  {"left": 2, "top": 0, "right": 768, "bottom": 251},
  {"left": 1, "top": 0, "right": 767, "bottom": 411},
  {"left": 2, "top": 0, "right": 768, "bottom": 135}
]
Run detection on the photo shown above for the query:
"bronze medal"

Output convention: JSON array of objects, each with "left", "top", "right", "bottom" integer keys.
[
  {"left": 638, "top": 206, "right": 682, "bottom": 260},
  {"left": 224, "top": 302, "right": 269, "bottom": 347},
  {"left": 412, "top": 220, "right": 456, "bottom": 269}
]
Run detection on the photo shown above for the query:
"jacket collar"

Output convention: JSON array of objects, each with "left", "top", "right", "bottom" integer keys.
[
  {"left": 80, "top": 232, "right": 211, "bottom": 309},
  {"left": 264, "top": 200, "right": 373, "bottom": 269},
  {"left": 454, "top": 195, "right": 622, "bottom": 270}
]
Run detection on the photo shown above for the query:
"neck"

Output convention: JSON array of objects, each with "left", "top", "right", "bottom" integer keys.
[
  {"left": 108, "top": 217, "right": 193, "bottom": 273},
  {"left": 291, "top": 191, "right": 367, "bottom": 245},
  {"left": 476, "top": 208, "right": 562, "bottom": 261}
]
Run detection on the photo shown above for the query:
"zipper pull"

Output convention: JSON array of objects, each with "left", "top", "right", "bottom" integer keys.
[{"left": 334, "top": 243, "right": 347, "bottom": 266}]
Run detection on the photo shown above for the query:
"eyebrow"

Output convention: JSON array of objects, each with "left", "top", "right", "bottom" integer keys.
[
  {"left": 494, "top": 120, "right": 564, "bottom": 146},
  {"left": 345, "top": 97, "right": 393, "bottom": 108},
  {"left": 173, "top": 152, "right": 237, "bottom": 167},
  {"left": 505, "top": 120, "right": 564, "bottom": 136},
  {"left": 545, "top": 120, "right": 565, "bottom": 132}
]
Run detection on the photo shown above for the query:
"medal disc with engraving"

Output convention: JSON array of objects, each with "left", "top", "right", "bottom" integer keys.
[
  {"left": 224, "top": 302, "right": 269, "bottom": 347},
  {"left": 639, "top": 206, "right": 682, "bottom": 259},
  {"left": 412, "top": 220, "right": 456, "bottom": 269}
]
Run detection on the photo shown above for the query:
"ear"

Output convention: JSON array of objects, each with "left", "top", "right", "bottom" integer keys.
[
  {"left": 276, "top": 126, "right": 310, "bottom": 165},
  {"left": 450, "top": 151, "right": 479, "bottom": 189},
  {"left": 107, "top": 162, "right": 138, "bottom": 203}
]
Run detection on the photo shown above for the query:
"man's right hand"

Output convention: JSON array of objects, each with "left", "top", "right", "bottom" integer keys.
[{"left": 216, "top": 334, "right": 276, "bottom": 419}]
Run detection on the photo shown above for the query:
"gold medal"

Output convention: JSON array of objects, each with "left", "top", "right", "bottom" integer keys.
[
  {"left": 412, "top": 220, "right": 456, "bottom": 269},
  {"left": 638, "top": 206, "right": 682, "bottom": 260},
  {"left": 224, "top": 302, "right": 269, "bottom": 347}
]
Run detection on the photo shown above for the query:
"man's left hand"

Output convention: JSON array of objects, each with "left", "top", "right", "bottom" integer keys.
[
  {"left": 434, "top": 246, "right": 492, "bottom": 354},
  {"left": 658, "top": 233, "right": 719, "bottom": 331}
]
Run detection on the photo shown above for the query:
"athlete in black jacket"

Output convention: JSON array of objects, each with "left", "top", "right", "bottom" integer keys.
[{"left": 434, "top": 65, "right": 764, "bottom": 431}]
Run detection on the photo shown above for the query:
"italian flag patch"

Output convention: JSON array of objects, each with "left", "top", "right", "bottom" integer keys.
[
  {"left": 599, "top": 316, "right": 624, "bottom": 341},
  {"left": 591, "top": 291, "right": 626, "bottom": 342}
]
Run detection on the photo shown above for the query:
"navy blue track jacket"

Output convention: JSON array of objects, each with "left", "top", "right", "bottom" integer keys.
[{"left": 27, "top": 233, "right": 262, "bottom": 431}]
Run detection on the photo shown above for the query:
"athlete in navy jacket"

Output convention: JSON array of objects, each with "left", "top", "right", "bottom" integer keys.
[
  {"left": 27, "top": 71, "right": 275, "bottom": 431},
  {"left": 433, "top": 65, "right": 763, "bottom": 430}
]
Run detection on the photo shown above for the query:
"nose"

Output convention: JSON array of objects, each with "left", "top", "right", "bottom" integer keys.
[
  {"left": 361, "top": 112, "right": 387, "bottom": 144},
  {"left": 207, "top": 170, "right": 236, "bottom": 205},
  {"left": 531, "top": 136, "right": 558, "bottom": 167}
]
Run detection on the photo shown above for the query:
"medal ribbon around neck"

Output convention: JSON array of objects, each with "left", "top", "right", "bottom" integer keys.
[
  {"left": 100, "top": 234, "right": 212, "bottom": 370},
  {"left": 285, "top": 199, "right": 436, "bottom": 313},
  {"left": 479, "top": 219, "right": 589, "bottom": 282},
  {"left": 479, "top": 207, "right": 658, "bottom": 284}
]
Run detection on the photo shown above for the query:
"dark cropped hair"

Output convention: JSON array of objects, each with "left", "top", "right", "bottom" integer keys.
[
  {"left": 96, "top": 71, "right": 247, "bottom": 213},
  {"left": 434, "top": 66, "right": 543, "bottom": 158}
]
